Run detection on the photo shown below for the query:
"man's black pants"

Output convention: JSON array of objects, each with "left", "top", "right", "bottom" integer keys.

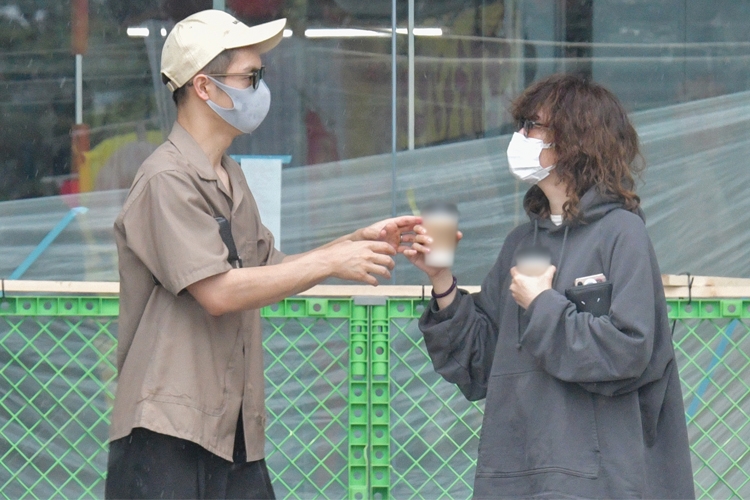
[{"left": 105, "top": 417, "right": 275, "bottom": 499}]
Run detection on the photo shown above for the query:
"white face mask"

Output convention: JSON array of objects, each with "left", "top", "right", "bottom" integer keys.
[
  {"left": 506, "top": 131, "right": 555, "bottom": 184},
  {"left": 206, "top": 76, "right": 271, "bottom": 134}
]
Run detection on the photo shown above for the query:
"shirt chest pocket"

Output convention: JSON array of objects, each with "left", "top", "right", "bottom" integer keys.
[
  {"left": 239, "top": 239, "right": 261, "bottom": 268},
  {"left": 214, "top": 215, "right": 263, "bottom": 268},
  {"left": 226, "top": 204, "right": 269, "bottom": 269}
]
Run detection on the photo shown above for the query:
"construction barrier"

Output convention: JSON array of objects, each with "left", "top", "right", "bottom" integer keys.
[{"left": 1, "top": 281, "right": 749, "bottom": 499}]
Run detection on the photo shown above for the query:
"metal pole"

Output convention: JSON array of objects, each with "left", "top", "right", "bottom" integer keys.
[
  {"left": 391, "top": 0, "right": 398, "bottom": 219},
  {"left": 75, "top": 54, "right": 83, "bottom": 125},
  {"left": 408, "top": 0, "right": 415, "bottom": 150},
  {"left": 556, "top": 0, "right": 566, "bottom": 73},
  {"left": 70, "top": 0, "right": 89, "bottom": 193},
  {"left": 390, "top": 0, "right": 398, "bottom": 284}
]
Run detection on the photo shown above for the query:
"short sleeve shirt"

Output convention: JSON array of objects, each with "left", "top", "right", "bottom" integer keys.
[{"left": 110, "top": 122, "right": 285, "bottom": 461}]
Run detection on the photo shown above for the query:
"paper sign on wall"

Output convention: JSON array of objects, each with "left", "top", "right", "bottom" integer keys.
[{"left": 238, "top": 156, "right": 289, "bottom": 244}]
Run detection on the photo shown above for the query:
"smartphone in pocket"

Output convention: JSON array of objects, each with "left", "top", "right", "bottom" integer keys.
[{"left": 574, "top": 273, "right": 606, "bottom": 287}]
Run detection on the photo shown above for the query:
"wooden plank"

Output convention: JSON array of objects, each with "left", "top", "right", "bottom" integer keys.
[
  {"left": 3, "top": 280, "right": 119, "bottom": 295},
  {"left": 662, "top": 274, "right": 750, "bottom": 287},
  {"left": 1, "top": 281, "right": 482, "bottom": 298},
  {"left": 663, "top": 286, "right": 750, "bottom": 299},
  {"left": 1, "top": 279, "right": 746, "bottom": 299},
  {"left": 296, "top": 285, "right": 481, "bottom": 297}
]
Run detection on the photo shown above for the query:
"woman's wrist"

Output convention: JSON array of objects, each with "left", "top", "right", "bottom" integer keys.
[
  {"left": 432, "top": 276, "right": 457, "bottom": 299},
  {"left": 430, "top": 269, "right": 455, "bottom": 295}
]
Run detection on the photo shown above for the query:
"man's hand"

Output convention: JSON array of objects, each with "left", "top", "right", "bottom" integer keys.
[
  {"left": 356, "top": 216, "right": 422, "bottom": 253},
  {"left": 285, "top": 216, "right": 419, "bottom": 266},
  {"left": 509, "top": 265, "right": 556, "bottom": 309},
  {"left": 324, "top": 240, "right": 397, "bottom": 286}
]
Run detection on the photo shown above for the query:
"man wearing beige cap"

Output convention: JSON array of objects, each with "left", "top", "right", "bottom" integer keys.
[{"left": 105, "top": 9, "right": 419, "bottom": 499}]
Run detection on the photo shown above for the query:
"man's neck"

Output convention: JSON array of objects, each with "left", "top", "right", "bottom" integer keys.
[{"left": 177, "top": 109, "right": 235, "bottom": 170}]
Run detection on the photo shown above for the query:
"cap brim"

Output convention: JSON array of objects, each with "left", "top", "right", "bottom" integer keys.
[{"left": 225, "top": 18, "right": 286, "bottom": 54}]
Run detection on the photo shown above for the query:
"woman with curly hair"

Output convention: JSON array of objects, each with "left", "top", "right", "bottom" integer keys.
[{"left": 405, "top": 73, "right": 694, "bottom": 499}]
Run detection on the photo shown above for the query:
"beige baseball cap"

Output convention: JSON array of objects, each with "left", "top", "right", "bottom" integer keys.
[{"left": 161, "top": 10, "right": 286, "bottom": 92}]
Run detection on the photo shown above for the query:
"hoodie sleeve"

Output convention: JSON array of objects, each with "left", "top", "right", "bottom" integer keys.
[
  {"left": 418, "top": 228, "right": 524, "bottom": 401},
  {"left": 520, "top": 216, "right": 659, "bottom": 392}
]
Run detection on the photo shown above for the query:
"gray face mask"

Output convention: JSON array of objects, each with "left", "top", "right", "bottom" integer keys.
[{"left": 206, "top": 76, "right": 271, "bottom": 134}]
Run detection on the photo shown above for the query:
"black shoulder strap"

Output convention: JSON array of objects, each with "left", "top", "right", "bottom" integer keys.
[
  {"left": 151, "top": 215, "right": 244, "bottom": 288},
  {"left": 214, "top": 216, "right": 243, "bottom": 268}
]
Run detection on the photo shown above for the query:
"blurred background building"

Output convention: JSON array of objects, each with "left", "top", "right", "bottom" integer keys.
[
  {"left": 3, "top": 4, "right": 750, "bottom": 498},
  {"left": 1, "top": 0, "right": 749, "bottom": 283}
]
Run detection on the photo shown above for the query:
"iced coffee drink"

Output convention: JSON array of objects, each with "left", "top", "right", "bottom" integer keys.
[
  {"left": 422, "top": 202, "right": 459, "bottom": 268},
  {"left": 515, "top": 246, "right": 552, "bottom": 276}
]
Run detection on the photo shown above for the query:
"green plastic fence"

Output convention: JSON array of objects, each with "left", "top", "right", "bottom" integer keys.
[{"left": 1, "top": 295, "right": 749, "bottom": 499}]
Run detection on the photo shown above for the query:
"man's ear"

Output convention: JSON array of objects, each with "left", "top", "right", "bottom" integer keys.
[{"left": 190, "top": 75, "right": 211, "bottom": 101}]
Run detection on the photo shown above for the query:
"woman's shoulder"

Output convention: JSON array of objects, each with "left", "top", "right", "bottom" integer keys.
[
  {"left": 602, "top": 207, "right": 646, "bottom": 227},
  {"left": 598, "top": 207, "right": 651, "bottom": 243}
]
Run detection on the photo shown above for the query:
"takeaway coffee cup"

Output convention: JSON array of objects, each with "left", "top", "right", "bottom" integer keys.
[
  {"left": 515, "top": 246, "right": 552, "bottom": 276},
  {"left": 421, "top": 202, "right": 459, "bottom": 267}
]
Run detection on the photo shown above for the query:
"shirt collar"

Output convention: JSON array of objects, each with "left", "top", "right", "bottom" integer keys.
[
  {"left": 167, "top": 122, "right": 243, "bottom": 206},
  {"left": 167, "top": 122, "right": 219, "bottom": 182}
]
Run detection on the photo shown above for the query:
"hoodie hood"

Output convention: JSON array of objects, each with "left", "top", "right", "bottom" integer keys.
[
  {"left": 525, "top": 185, "right": 645, "bottom": 232},
  {"left": 524, "top": 185, "right": 645, "bottom": 289}
]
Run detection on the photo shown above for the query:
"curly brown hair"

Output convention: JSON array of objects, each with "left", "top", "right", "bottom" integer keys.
[{"left": 511, "top": 73, "right": 643, "bottom": 220}]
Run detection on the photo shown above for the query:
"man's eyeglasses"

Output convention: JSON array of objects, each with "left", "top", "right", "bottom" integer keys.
[
  {"left": 205, "top": 66, "right": 265, "bottom": 90},
  {"left": 519, "top": 119, "right": 550, "bottom": 136}
]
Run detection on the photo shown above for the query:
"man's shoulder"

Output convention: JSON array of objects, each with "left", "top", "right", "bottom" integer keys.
[
  {"left": 116, "top": 142, "right": 194, "bottom": 221},
  {"left": 136, "top": 141, "right": 188, "bottom": 178},
  {"left": 137, "top": 141, "right": 199, "bottom": 188}
]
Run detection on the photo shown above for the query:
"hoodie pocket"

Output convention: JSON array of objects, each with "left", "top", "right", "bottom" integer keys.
[{"left": 476, "top": 370, "right": 600, "bottom": 478}]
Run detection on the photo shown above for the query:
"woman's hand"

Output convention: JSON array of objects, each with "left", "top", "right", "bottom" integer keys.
[
  {"left": 402, "top": 224, "right": 463, "bottom": 279},
  {"left": 509, "top": 265, "right": 556, "bottom": 309}
]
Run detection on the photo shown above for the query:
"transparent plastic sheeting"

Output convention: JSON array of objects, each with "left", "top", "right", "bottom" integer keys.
[
  {"left": 1, "top": 93, "right": 750, "bottom": 499},
  {"left": 1, "top": 90, "right": 750, "bottom": 283}
]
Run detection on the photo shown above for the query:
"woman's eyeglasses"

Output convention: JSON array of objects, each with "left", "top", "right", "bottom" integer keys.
[
  {"left": 205, "top": 66, "right": 265, "bottom": 90},
  {"left": 519, "top": 119, "right": 550, "bottom": 136}
]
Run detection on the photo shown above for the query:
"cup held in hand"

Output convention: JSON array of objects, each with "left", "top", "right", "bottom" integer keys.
[
  {"left": 421, "top": 202, "right": 459, "bottom": 268},
  {"left": 515, "top": 245, "right": 552, "bottom": 276}
]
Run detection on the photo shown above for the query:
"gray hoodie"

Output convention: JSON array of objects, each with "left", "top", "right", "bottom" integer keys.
[{"left": 419, "top": 187, "right": 695, "bottom": 499}]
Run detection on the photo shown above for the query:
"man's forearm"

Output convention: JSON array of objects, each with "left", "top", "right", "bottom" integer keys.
[
  {"left": 189, "top": 237, "right": 395, "bottom": 316},
  {"left": 281, "top": 230, "right": 359, "bottom": 263},
  {"left": 188, "top": 253, "right": 331, "bottom": 315}
]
